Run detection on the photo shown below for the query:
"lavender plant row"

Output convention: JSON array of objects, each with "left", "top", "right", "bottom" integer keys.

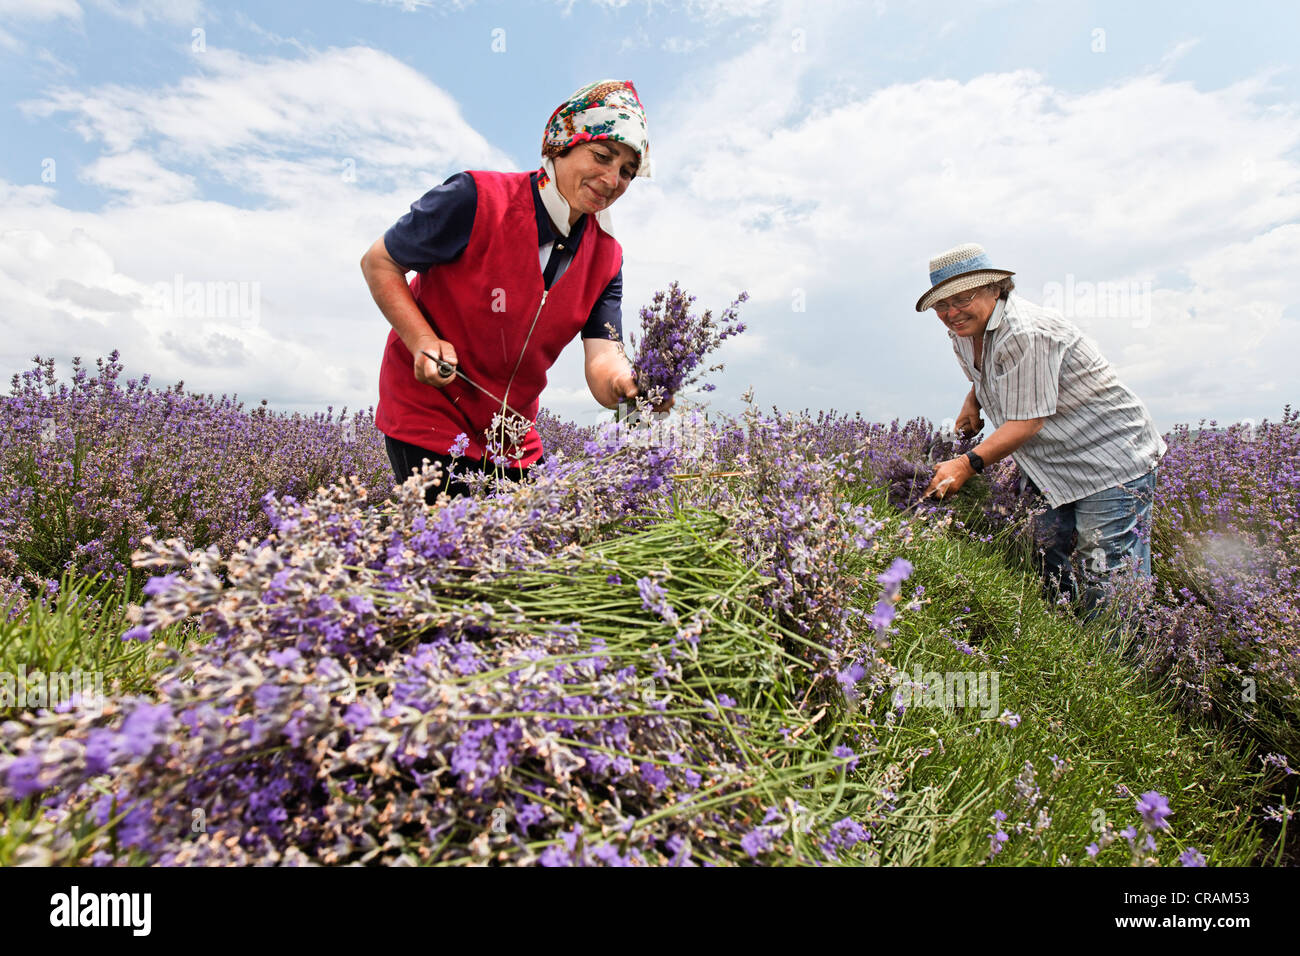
[
  {"left": 0, "top": 350, "right": 1247, "bottom": 865},
  {"left": 1, "top": 353, "right": 392, "bottom": 607}
]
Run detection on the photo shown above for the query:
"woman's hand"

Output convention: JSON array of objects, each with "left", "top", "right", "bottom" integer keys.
[
  {"left": 611, "top": 367, "right": 637, "bottom": 405},
  {"left": 413, "top": 336, "right": 458, "bottom": 388},
  {"left": 583, "top": 338, "right": 674, "bottom": 411},
  {"left": 613, "top": 371, "right": 674, "bottom": 414}
]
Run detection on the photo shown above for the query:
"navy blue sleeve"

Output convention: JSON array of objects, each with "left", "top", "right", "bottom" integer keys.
[
  {"left": 382, "top": 172, "right": 477, "bottom": 274},
  {"left": 581, "top": 261, "right": 623, "bottom": 340}
]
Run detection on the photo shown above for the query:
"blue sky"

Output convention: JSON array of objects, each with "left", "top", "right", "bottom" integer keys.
[{"left": 3, "top": 0, "right": 1298, "bottom": 435}]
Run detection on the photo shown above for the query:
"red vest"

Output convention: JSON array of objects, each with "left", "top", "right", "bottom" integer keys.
[{"left": 375, "top": 170, "right": 622, "bottom": 467}]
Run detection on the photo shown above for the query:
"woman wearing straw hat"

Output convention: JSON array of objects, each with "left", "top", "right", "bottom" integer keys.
[
  {"left": 361, "top": 79, "right": 666, "bottom": 500},
  {"left": 918, "top": 243, "right": 1166, "bottom": 620}
]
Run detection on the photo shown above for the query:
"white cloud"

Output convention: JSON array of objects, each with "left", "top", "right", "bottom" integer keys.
[
  {"left": 605, "top": 18, "right": 1300, "bottom": 429},
  {"left": 0, "top": 0, "right": 82, "bottom": 21},
  {"left": 1, "top": 46, "right": 515, "bottom": 413},
  {"left": 0, "top": 0, "right": 201, "bottom": 24},
  {"left": 0, "top": 216, "right": 372, "bottom": 409},
  {"left": 82, "top": 150, "right": 199, "bottom": 204},
  {"left": 87, "top": 0, "right": 204, "bottom": 26},
  {"left": 575, "top": 0, "right": 773, "bottom": 20},
  {"left": 362, "top": 0, "right": 475, "bottom": 12},
  {"left": 3, "top": 2, "right": 1299, "bottom": 437},
  {"left": 662, "top": 35, "right": 708, "bottom": 53},
  {"left": 684, "top": 0, "right": 773, "bottom": 20},
  {"left": 231, "top": 10, "right": 311, "bottom": 55},
  {"left": 23, "top": 46, "right": 510, "bottom": 202}
]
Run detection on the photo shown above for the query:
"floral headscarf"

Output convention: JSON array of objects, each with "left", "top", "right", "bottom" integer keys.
[
  {"left": 542, "top": 79, "right": 650, "bottom": 174},
  {"left": 538, "top": 80, "right": 650, "bottom": 238}
]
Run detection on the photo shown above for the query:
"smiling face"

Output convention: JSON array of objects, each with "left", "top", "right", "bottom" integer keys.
[
  {"left": 933, "top": 284, "right": 999, "bottom": 337},
  {"left": 550, "top": 139, "right": 640, "bottom": 224}
]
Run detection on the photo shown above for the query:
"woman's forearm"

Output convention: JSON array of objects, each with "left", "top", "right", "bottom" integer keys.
[
  {"left": 585, "top": 349, "right": 632, "bottom": 408},
  {"left": 360, "top": 241, "right": 440, "bottom": 354}
]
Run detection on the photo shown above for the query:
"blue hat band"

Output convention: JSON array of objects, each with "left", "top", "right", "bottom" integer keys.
[{"left": 930, "top": 252, "right": 994, "bottom": 285}]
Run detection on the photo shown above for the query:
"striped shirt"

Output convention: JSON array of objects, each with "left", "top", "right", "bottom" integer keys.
[{"left": 949, "top": 293, "right": 1166, "bottom": 508}]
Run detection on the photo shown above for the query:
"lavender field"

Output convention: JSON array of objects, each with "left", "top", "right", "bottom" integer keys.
[{"left": 0, "top": 351, "right": 1295, "bottom": 866}]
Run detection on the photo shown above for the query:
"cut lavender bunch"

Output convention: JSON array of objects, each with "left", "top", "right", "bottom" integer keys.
[{"left": 626, "top": 282, "right": 748, "bottom": 407}]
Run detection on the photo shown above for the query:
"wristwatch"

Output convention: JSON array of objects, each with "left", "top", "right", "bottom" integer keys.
[{"left": 965, "top": 450, "right": 985, "bottom": 474}]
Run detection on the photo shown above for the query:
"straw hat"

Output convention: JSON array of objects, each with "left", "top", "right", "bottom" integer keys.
[{"left": 915, "top": 243, "right": 1014, "bottom": 312}]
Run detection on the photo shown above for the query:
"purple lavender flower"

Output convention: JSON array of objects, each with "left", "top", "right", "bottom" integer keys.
[
  {"left": 823, "top": 817, "right": 869, "bottom": 857},
  {"left": 636, "top": 575, "right": 678, "bottom": 625},
  {"left": 4, "top": 754, "right": 44, "bottom": 798},
  {"left": 538, "top": 845, "right": 571, "bottom": 867},
  {"left": 741, "top": 826, "right": 777, "bottom": 859},
  {"left": 877, "top": 558, "right": 914, "bottom": 590},
  {"left": 988, "top": 829, "right": 1009, "bottom": 856},
  {"left": 869, "top": 600, "right": 897, "bottom": 633},
  {"left": 1178, "top": 847, "right": 1206, "bottom": 867},
  {"left": 832, "top": 745, "right": 859, "bottom": 771},
  {"left": 627, "top": 283, "right": 748, "bottom": 401},
  {"left": 639, "top": 762, "right": 670, "bottom": 792},
  {"left": 268, "top": 647, "right": 302, "bottom": 668},
  {"left": 1136, "top": 791, "right": 1172, "bottom": 831},
  {"left": 516, "top": 803, "right": 545, "bottom": 830},
  {"left": 0, "top": 352, "right": 393, "bottom": 594},
  {"left": 142, "top": 573, "right": 180, "bottom": 597},
  {"left": 592, "top": 843, "right": 629, "bottom": 867},
  {"left": 119, "top": 703, "right": 172, "bottom": 758},
  {"left": 342, "top": 702, "right": 374, "bottom": 732},
  {"left": 83, "top": 728, "right": 118, "bottom": 775},
  {"left": 837, "top": 662, "right": 866, "bottom": 690}
]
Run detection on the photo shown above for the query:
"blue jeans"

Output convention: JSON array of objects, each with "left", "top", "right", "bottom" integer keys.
[{"left": 1031, "top": 468, "right": 1158, "bottom": 621}]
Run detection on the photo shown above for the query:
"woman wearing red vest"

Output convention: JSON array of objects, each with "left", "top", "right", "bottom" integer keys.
[{"left": 361, "top": 80, "right": 661, "bottom": 500}]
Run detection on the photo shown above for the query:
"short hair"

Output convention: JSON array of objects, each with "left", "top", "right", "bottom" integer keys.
[{"left": 993, "top": 276, "right": 1015, "bottom": 298}]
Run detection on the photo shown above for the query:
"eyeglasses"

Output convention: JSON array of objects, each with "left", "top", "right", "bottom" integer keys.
[
  {"left": 931, "top": 288, "right": 985, "bottom": 315},
  {"left": 583, "top": 142, "right": 638, "bottom": 182}
]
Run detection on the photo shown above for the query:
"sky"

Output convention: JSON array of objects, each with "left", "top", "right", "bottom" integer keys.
[{"left": 2, "top": 0, "right": 1298, "bottom": 436}]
